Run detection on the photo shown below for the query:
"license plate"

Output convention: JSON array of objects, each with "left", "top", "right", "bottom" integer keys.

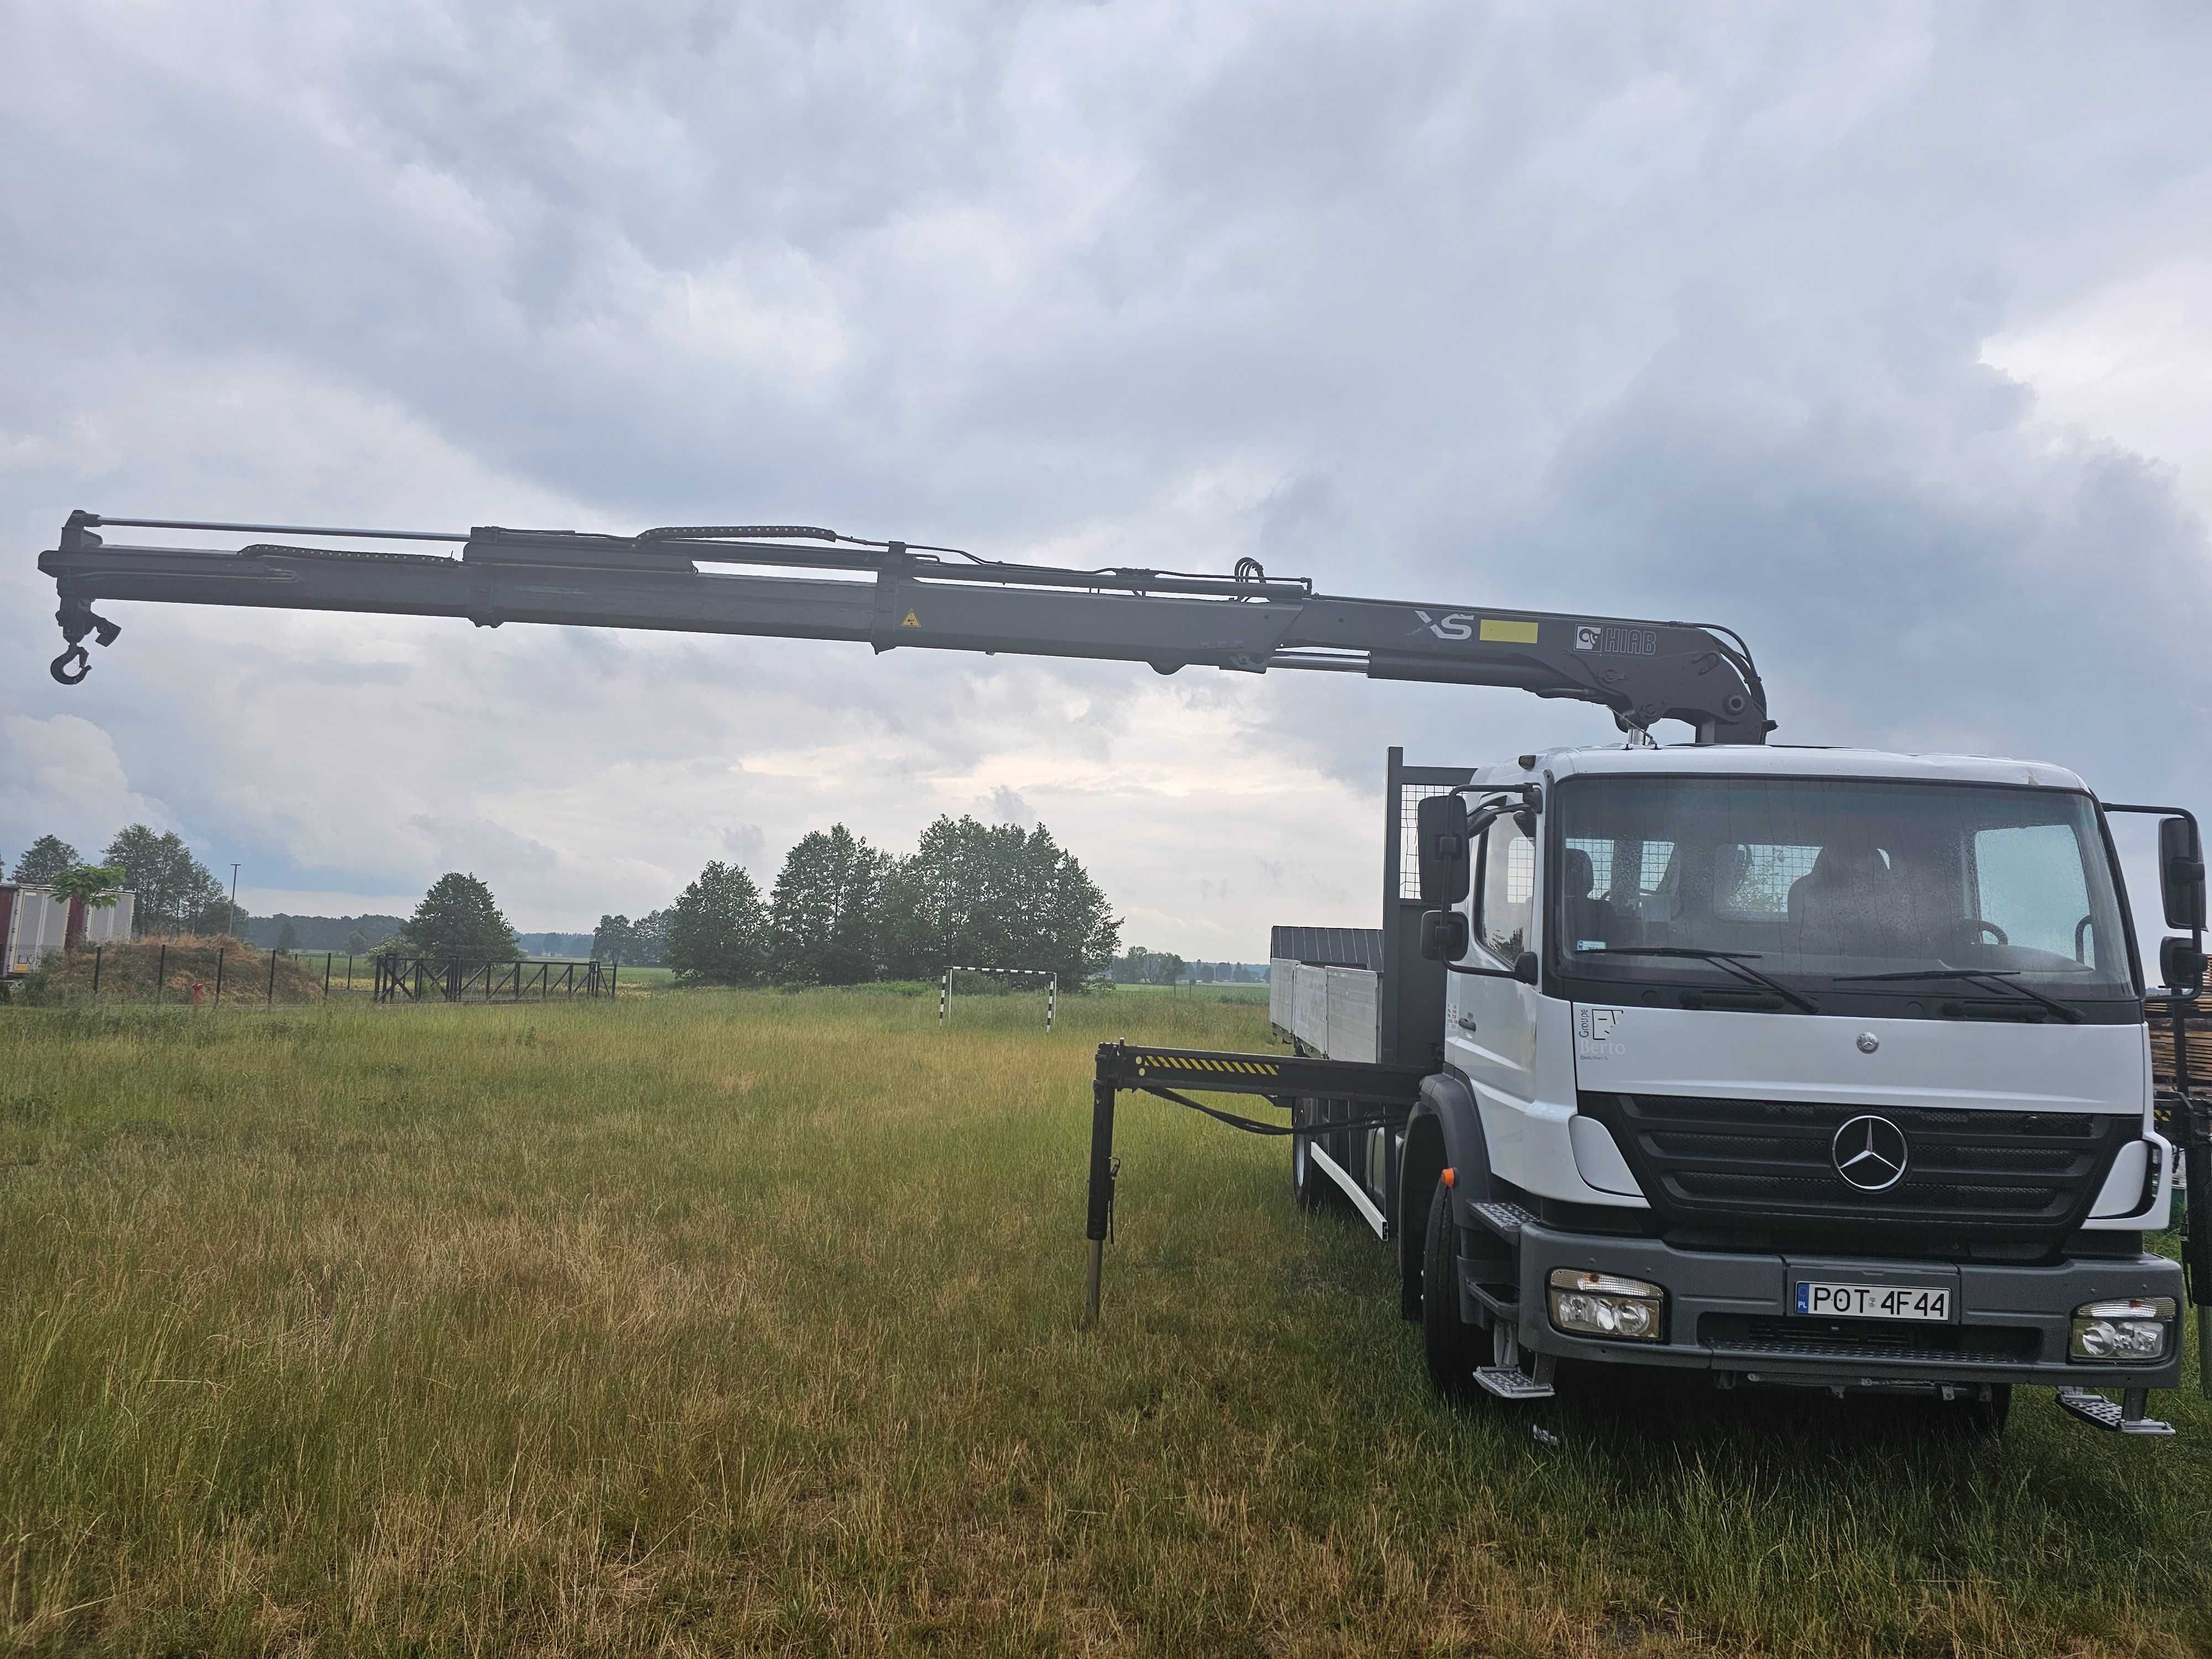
[{"left": 1794, "top": 1281, "right": 1952, "bottom": 1322}]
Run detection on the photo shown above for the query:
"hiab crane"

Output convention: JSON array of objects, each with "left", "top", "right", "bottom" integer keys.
[{"left": 36, "top": 510, "right": 2212, "bottom": 1436}]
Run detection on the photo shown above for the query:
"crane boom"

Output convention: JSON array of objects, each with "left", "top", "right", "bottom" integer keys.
[{"left": 36, "top": 511, "right": 1772, "bottom": 743}]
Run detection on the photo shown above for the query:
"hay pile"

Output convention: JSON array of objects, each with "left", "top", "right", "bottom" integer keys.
[{"left": 18, "top": 935, "right": 332, "bottom": 1005}]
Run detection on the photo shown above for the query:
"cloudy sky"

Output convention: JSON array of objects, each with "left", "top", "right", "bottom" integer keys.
[{"left": 4, "top": 2, "right": 2210, "bottom": 956}]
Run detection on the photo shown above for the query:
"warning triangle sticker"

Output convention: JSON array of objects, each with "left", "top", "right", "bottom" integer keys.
[{"left": 900, "top": 610, "right": 921, "bottom": 628}]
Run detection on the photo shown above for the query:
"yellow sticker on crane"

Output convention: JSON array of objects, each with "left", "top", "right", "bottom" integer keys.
[
  {"left": 901, "top": 611, "right": 921, "bottom": 628},
  {"left": 1479, "top": 618, "right": 1541, "bottom": 644}
]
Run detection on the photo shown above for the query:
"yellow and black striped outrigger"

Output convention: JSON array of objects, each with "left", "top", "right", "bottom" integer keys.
[{"left": 1083, "top": 1041, "right": 1430, "bottom": 1323}]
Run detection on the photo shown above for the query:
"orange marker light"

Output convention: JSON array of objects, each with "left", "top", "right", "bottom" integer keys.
[{"left": 1441, "top": 1167, "right": 1457, "bottom": 1188}]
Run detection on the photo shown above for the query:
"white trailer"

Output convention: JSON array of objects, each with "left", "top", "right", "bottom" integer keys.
[{"left": 1, "top": 884, "right": 135, "bottom": 978}]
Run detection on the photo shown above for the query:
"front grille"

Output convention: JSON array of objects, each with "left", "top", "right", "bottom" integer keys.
[
  {"left": 1579, "top": 1091, "right": 2128, "bottom": 1249},
  {"left": 1699, "top": 1314, "right": 2039, "bottom": 1366}
]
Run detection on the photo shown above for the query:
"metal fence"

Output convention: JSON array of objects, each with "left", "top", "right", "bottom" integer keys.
[
  {"left": 373, "top": 955, "right": 612, "bottom": 1004},
  {"left": 54, "top": 942, "right": 346, "bottom": 1006}
]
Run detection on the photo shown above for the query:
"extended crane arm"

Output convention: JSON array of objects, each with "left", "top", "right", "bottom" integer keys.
[{"left": 37, "top": 512, "right": 1772, "bottom": 743}]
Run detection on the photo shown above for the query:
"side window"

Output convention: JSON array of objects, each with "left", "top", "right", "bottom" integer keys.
[
  {"left": 1974, "top": 825, "right": 2095, "bottom": 962},
  {"left": 1477, "top": 817, "right": 1535, "bottom": 961}
]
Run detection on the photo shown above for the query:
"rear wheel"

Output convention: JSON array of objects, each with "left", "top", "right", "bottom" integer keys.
[
  {"left": 1292, "top": 1097, "right": 1343, "bottom": 1212},
  {"left": 1421, "top": 1173, "right": 1484, "bottom": 1396}
]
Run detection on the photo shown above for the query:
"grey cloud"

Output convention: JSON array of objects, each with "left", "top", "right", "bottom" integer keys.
[
  {"left": 981, "top": 785, "right": 1035, "bottom": 827},
  {"left": 4, "top": 3, "right": 2212, "bottom": 945},
  {"left": 720, "top": 823, "right": 766, "bottom": 867}
]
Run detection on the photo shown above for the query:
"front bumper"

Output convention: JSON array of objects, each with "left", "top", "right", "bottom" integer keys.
[{"left": 1496, "top": 1222, "right": 2186, "bottom": 1391}]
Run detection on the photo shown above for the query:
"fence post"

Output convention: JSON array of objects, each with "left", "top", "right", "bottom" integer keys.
[
  {"left": 611, "top": 958, "right": 619, "bottom": 999},
  {"left": 1048, "top": 974, "right": 1057, "bottom": 1033},
  {"left": 267, "top": 947, "right": 278, "bottom": 1008},
  {"left": 156, "top": 943, "right": 166, "bottom": 1005},
  {"left": 324, "top": 952, "right": 333, "bottom": 1001},
  {"left": 940, "top": 970, "right": 950, "bottom": 1023},
  {"left": 345, "top": 953, "right": 352, "bottom": 991},
  {"left": 214, "top": 947, "right": 225, "bottom": 1006},
  {"left": 91, "top": 944, "right": 102, "bottom": 995}
]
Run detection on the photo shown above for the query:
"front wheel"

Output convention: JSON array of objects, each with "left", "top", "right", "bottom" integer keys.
[{"left": 1421, "top": 1173, "right": 1484, "bottom": 1396}]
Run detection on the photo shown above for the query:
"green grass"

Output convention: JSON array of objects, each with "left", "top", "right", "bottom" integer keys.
[{"left": 0, "top": 990, "right": 2205, "bottom": 1656}]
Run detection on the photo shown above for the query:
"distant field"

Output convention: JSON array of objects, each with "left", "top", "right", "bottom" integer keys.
[
  {"left": 0, "top": 989, "right": 2204, "bottom": 1655},
  {"left": 1100, "top": 979, "right": 1270, "bottom": 1003}
]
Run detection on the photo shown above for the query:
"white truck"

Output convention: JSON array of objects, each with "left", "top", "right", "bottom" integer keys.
[
  {"left": 1249, "top": 744, "right": 2198, "bottom": 1436},
  {"left": 34, "top": 510, "right": 2210, "bottom": 1434}
]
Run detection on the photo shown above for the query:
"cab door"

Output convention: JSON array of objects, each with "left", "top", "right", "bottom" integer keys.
[{"left": 1444, "top": 812, "right": 1547, "bottom": 1188}]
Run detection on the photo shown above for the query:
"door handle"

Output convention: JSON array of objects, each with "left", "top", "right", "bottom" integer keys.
[{"left": 1454, "top": 1014, "right": 1479, "bottom": 1033}]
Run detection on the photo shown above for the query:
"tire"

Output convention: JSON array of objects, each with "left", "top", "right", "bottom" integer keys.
[
  {"left": 1421, "top": 1172, "right": 1484, "bottom": 1397},
  {"left": 1292, "top": 1097, "right": 1344, "bottom": 1213}
]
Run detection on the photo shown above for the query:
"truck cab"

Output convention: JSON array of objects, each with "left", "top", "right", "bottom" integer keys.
[{"left": 1385, "top": 745, "right": 2189, "bottom": 1430}]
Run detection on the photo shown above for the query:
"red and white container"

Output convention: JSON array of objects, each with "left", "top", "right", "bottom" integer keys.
[{"left": 1, "top": 884, "right": 135, "bottom": 978}]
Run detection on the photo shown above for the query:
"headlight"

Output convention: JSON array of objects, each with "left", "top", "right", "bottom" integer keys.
[
  {"left": 1548, "top": 1267, "right": 1666, "bottom": 1343},
  {"left": 2069, "top": 1297, "right": 2176, "bottom": 1363}
]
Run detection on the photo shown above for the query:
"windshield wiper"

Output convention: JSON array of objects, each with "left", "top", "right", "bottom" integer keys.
[
  {"left": 1833, "top": 967, "right": 2085, "bottom": 1024},
  {"left": 1577, "top": 947, "right": 1820, "bottom": 1014}
]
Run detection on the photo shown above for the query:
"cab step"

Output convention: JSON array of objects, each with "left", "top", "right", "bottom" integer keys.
[
  {"left": 1470, "top": 1201, "right": 1536, "bottom": 1243},
  {"left": 2056, "top": 1389, "right": 2174, "bottom": 1436},
  {"left": 1474, "top": 1365, "right": 1556, "bottom": 1401}
]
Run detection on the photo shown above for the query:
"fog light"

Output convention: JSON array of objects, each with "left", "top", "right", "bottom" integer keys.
[
  {"left": 1548, "top": 1268, "right": 1666, "bottom": 1343},
  {"left": 2069, "top": 1297, "right": 2176, "bottom": 1363}
]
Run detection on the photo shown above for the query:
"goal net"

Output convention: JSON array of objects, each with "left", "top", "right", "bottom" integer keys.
[{"left": 938, "top": 966, "right": 1058, "bottom": 1031}]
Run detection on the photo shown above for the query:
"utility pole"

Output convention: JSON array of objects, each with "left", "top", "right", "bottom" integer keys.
[{"left": 228, "top": 863, "right": 240, "bottom": 940}]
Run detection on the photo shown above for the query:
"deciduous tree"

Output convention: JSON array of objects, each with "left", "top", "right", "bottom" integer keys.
[
  {"left": 388, "top": 873, "right": 519, "bottom": 959},
  {"left": 101, "top": 826, "right": 226, "bottom": 937},
  {"left": 770, "top": 826, "right": 888, "bottom": 985},
  {"left": 1110, "top": 946, "right": 1187, "bottom": 985},
  {"left": 47, "top": 863, "right": 127, "bottom": 912},
  {"left": 592, "top": 909, "right": 670, "bottom": 966},
  {"left": 664, "top": 862, "right": 768, "bottom": 984},
  {"left": 12, "top": 835, "right": 80, "bottom": 884},
  {"left": 880, "top": 817, "right": 1119, "bottom": 988}
]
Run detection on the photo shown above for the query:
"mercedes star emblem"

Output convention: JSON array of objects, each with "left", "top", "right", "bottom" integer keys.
[
  {"left": 1856, "top": 1031, "right": 1880, "bottom": 1053},
  {"left": 1832, "top": 1114, "right": 1909, "bottom": 1192}
]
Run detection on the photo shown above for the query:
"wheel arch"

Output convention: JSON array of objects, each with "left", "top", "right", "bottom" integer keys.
[{"left": 1398, "top": 1071, "right": 1492, "bottom": 1308}]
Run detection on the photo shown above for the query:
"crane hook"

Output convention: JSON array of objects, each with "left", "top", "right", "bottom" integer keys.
[{"left": 49, "top": 601, "right": 118, "bottom": 686}]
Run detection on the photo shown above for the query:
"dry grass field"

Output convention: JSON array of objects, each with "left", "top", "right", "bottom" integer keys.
[{"left": 0, "top": 987, "right": 2205, "bottom": 1657}]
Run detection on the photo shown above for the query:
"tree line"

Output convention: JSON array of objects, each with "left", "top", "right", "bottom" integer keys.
[
  {"left": 13, "top": 810, "right": 1125, "bottom": 989},
  {"left": 8, "top": 828, "right": 513, "bottom": 962},
  {"left": 600, "top": 815, "right": 1121, "bottom": 988}
]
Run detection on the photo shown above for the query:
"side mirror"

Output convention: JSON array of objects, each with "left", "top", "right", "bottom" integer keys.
[
  {"left": 2160, "top": 936, "right": 2206, "bottom": 995},
  {"left": 1416, "top": 795, "right": 1471, "bottom": 905},
  {"left": 1420, "top": 909, "right": 1469, "bottom": 962},
  {"left": 1512, "top": 951, "right": 1540, "bottom": 987},
  {"left": 2159, "top": 816, "right": 2205, "bottom": 931}
]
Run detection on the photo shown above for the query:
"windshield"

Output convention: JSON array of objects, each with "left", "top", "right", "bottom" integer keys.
[{"left": 1551, "top": 775, "right": 2136, "bottom": 1006}]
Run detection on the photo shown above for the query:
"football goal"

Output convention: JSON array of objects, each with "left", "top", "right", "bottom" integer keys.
[{"left": 938, "top": 966, "right": 1057, "bottom": 1031}]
